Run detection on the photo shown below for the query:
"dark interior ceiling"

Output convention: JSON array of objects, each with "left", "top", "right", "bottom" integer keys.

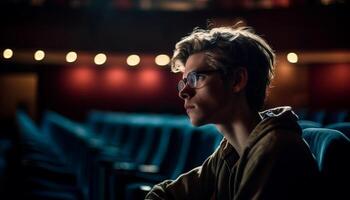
[{"left": 0, "top": 4, "right": 349, "bottom": 53}]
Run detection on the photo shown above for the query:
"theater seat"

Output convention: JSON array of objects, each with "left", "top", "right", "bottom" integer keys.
[
  {"left": 297, "top": 120, "right": 322, "bottom": 129},
  {"left": 307, "top": 110, "right": 326, "bottom": 124},
  {"left": 302, "top": 128, "right": 350, "bottom": 199},
  {"left": 16, "top": 110, "right": 82, "bottom": 200},
  {"left": 121, "top": 125, "right": 222, "bottom": 200},
  {"left": 325, "top": 122, "right": 350, "bottom": 139},
  {"left": 323, "top": 111, "right": 348, "bottom": 125}
]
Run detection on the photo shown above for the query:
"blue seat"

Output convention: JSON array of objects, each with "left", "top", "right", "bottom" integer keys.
[
  {"left": 86, "top": 111, "right": 130, "bottom": 146},
  {"left": 86, "top": 111, "right": 189, "bottom": 169},
  {"left": 294, "top": 109, "right": 326, "bottom": 123},
  {"left": 44, "top": 111, "right": 175, "bottom": 200},
  {"left": 104, "top": 121, "right": 193, "bottom": 200},
  {"left": 181, "top": 125, "right": 222, "bottom": 173},
  {"left": 307, "top": 110, "right": 326, "bottom": 124},
  {"left": 297, "top": 120, "right": 322, "bottom": 129},
  {"left": 302, "top": 128, "right": 350, "bottom": 199},
  {"left": 323, "top": 111, "right": 348, "bottom": 125},
  {"left": 325, "top": 122, "right": 350, "bottom": 139},
  {"left": 17, "top": 110, "right": 65, "bottom": 165},
  {"left": 16, "top": 110, "right": 82, "bottom": 200},
  {"left": 42, "top": 111, "right": 131, "bottom": 200},
  {"left": 121, "top": 124, "right": 222, "bottom": 200},
  {"left": 294, "top": 108, "right": 307, "bottom": 120}
]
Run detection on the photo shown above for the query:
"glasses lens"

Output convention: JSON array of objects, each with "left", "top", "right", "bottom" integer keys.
[
  {"left": 177, "top": 80, "right": 186, "bottom": 91},
  {"left": 187, "top": 73, "right": 197, "bottom": 88}
]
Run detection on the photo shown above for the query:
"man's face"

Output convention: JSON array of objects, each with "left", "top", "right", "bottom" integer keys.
[{"left": 178, "top": 52, "right": 234, "bottom": 126}]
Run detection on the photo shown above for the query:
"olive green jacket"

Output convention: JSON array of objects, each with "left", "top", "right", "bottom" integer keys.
[{"left": 145, "top": 107, "right": 320, "bottom": 200}]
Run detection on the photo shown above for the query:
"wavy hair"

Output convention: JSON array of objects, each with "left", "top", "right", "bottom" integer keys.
[{"left": 171, "top": 25, "right": 275, "bottom": 111}]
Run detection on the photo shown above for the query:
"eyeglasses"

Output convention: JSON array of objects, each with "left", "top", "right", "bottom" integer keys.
[{"left": 177, "top": 69, "right": 222, "bottom": 92}]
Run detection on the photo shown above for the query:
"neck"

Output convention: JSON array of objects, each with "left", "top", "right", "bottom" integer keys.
[{"left": 216, "top": 107, "right": 261, "bottom": 156}]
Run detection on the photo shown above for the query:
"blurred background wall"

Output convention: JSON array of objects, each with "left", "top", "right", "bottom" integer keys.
[{"left": 0, "top": 0, "right": 349, "bottom": 123}]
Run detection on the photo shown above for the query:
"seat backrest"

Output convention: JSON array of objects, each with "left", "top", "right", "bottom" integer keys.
[
  {"left": 323, "top": 111, "right": 348, "bottom": 125},
  {"left": 86, "top": 110, "right": 130, "bottom": 141},
  {"left": 41, "top": 111, "right": 94, "bottom": 196},
  {"left": 181, "top": 125, "right": 222, "bottom": 173},
  {"left": 302, "top": 128, "right": 350, "bottom": 198},
  {"left": 16, "top": 110, "right": 64, "bottom": 164},
  {"left": 325, "top": 122, "right": 350, "bottom": 139},
  {"left": 294, "top": 108, "right": 307, "bottom": 120},
  {"left": 297, "top": 120, "right": 322, "bottom": 129},
  {"left": 158, "top": 124, "right": 193, "bottom": 179},
  {"left": 307, "top": 110, "right": 326, "bottom": 124}
]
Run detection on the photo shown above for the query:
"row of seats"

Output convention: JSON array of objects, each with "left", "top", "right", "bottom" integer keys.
[
  {"left": 302, "top": 128, "right": 349, "bottom": 199},
  {"left": 15, "top": 110, "right": 222, "bottom": 200},
  {"left": 297, "top": 120, "right": 350, "bottom": 138},
  {"left": 13, "top": 109, "right": 350, "bottom": 200},
  {"left": 16, "top": 110, "right": 83, "bottom": 200},
  {"left": 295, "top": 109, "right": 349, "bottom": 125}
]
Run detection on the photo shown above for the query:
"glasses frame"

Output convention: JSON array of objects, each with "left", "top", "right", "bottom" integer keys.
[{"left": 177, "top": 69, "right": 223, "bottom": 92}]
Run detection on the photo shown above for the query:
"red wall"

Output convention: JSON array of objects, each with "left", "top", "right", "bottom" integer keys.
[
  {"left": 38, "top": 65, "right": 183, "bottom": 120},
  {"left": 37, "top": 63, "right": 350, "bottom": 121},
  {"left": 309, "top": 63, "right": 350, "bottom": 109}
]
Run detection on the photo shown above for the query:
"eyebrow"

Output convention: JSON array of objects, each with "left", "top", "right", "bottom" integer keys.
[{"left": 182, "top": 68, "right": 213, "bottom": 79}]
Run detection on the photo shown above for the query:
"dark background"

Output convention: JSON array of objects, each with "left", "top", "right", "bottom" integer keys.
[{"left": 0, "top": 0, "right": 349, "bottom": 124}]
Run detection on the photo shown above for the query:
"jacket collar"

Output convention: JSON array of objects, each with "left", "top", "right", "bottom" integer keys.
[{"left": 220, "top": 106, "right": 300, "bottom": 159}]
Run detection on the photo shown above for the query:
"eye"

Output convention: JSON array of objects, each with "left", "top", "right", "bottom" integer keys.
[
  {"left": 196, "top": 74, "right": 206, "bottom": 80},
  {"left": 187, "top": 74, "right": 197, "bottom": 85}
]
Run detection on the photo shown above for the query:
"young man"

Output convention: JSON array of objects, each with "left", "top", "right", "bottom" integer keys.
[{"left": 146, "top": 25, "right": 320, "bottom": 199}]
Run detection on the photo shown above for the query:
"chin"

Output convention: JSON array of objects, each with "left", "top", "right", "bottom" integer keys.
[{"left": 188, "top": 114, "right": 209, "bottom": 127}]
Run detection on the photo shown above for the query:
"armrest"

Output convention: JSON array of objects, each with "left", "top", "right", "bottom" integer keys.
[
  {"left": 138, "top": 165, "right": 159, "bottom": 173},
  {"left": 112, "top": 163, "right": 159, "bottom": 173}
]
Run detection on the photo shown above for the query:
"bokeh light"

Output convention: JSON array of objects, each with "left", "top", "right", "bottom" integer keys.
[
  {"left": 126, "top": 55, "right": 140, "bottom": 66},
  {"left": 94, "top": 53, "right": 107, "bottom": 65},
  {"left": 287, "top": 52, "right": 298, "bottom": 63},
  {"left": 3, "top": 49, "right": 13, "bottom": 59},
  {"left": 34, "top": 50, "right": 45, "bottom": 61},
  {"left": 155, "top": 54, "right": 170, "bottom": 66},
  {"left": 66, "top": 51, "right": 77, "bottom": 63}
]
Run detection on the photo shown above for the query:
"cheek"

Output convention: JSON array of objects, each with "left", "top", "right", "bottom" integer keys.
[{"left": 197, "top": 88, "right": 230, "bottom": 110}]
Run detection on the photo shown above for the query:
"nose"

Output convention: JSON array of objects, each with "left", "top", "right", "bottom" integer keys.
[{"left": 178, "top": 83, "right": 193, "bottom": 100}]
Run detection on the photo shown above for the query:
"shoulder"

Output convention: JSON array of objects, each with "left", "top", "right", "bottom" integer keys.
[
  {"left": 261, "top": 128, "right": 303, "bottom": 149},
  {"left": 217, "top": 137, "right": 237, "bottom": 159},
  {"left": 247, "top": 128, "right": 317, "bottom": 170}
]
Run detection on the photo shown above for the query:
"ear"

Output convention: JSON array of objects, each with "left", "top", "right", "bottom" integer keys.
[{"left": 232, "top": 68, "right": 248, "bottom": 93}]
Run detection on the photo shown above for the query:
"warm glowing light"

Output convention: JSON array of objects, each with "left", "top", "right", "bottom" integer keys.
[
  {"left": 155, "top": 54, "right": 170, "bottom": 66},
  {"left": 3, "top": 49, "right": 13, "bottom": 59},
  {"left": 104, "top": 68, "right": 128, "bottom": 89},
  {"left": 126, "top": 55, "right": 140, "bottom": 66},
  {"left": 321, "top": 0, "right": 333, "bottom": 5},
  {"left": 66, "top": 67, "right": 95, "bottom": 92},
  {"left": 66, "top": 51, "right": 77, "bottom": 63},
  {"left": 138, "top": 69, "right": 161, "bottom": 92},
  {"left": 287, "top": 52, "right": 298, "bottom": 63},
  {"left": 94, "top": 53, "right": 107, "bottom": 65},
  {"left": 34, "top": 50, "right": 45, "bottom": 61}
]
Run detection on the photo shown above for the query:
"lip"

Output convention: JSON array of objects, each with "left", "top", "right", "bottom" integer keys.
[{"left": 184, "top": 104, "right": 195, "bottom": 112}]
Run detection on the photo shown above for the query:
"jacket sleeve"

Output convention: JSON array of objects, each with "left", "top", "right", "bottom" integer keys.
[
  {"left": 233, "top": 130, "right": 320, "bottom": 200},
  {"left": 145, "top": 145, "right": 222, "bottom": 200}
]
